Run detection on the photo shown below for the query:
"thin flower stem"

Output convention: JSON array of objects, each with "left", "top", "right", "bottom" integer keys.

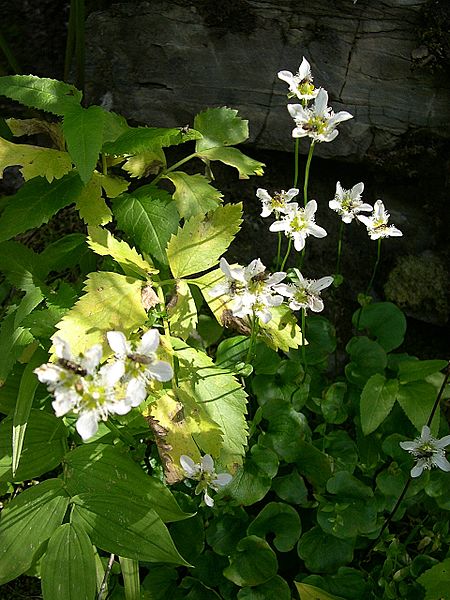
[
  {"left": 245, "top": 312, "right": 259, "bottom": 364},
  {"left": 335, "top": 221, "right": 344, "bottom": 277},
  {"left": 298, "top": 247, "right": 305, "bottom": 272},
  {"left": 301, "top": 308, "right": 308, "bottom": 380},
  {"left": 97, "top": 553, "right": 115, "bottom": 600},
  {"left": 280, "top": 237, "right": 292, "bottom": 271},
  {"left": 276, "top": 232, "right": 283, "bottom": 271},
  {"left": 356, "top": 238, "right": 382, "bottom": 330},
  {"left": 151, "top": 152, "right": 198, "bottom": 185},
  {"left": 303, "top": 141, "right": 315, "bottom": 207},
  {"left": 426, "top": 362, "right": 450, "bottom": 427},
  {"left": 293, "top": 138, "right": 300, "bottom": 188}
]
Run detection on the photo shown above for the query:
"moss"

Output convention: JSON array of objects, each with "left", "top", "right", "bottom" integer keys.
[{"left": 384, "top": 254, "right": 449, "bottom": 324}]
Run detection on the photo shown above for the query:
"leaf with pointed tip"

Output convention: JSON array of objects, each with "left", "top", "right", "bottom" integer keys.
[
  {"left": 197, "top": 146, "right": 264, "bottom": 179},
  {"left": 165, "top": 171, "right": 223, "bottom": 219},
  {"left": 63, "top": 105, "right": 105, "bottom": 183},
  {"left": 0, "top": 241, "right": 45, "bottom": 291},
  {"left": 360, "top": 374, "right": 398, "bottom": 435},
  {"left": 194, "top": 107, "right": 249, "bottom": 151},
  {"left": 295, "top": 582, "right": 345, "bottom": 600},
  {"left": 103, "top": 126, "right": 201, "bottom": 155},
  {"left": 0, "top": 137, "right": 72, "bottom": 182},
  {"left": 0, "top": 75, "right": 82, "bottom": 116},
  {"left": 75, "top": 175, "right": 112, "bottom": 226}
]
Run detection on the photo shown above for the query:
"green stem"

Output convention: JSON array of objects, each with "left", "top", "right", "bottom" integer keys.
[
  {"left": 293, "top": 138, "right": 300, "bottom": 188},
  {"left": 280, "top": 237, "right": 292, "bottom": 271},
  {"left": 276, "top": 232, "right": 282, "bottom": 271},
  {"left": 151, "top": 152, "right": 198, "bottom": 185},
  {"left": 298, "top": 247, "right": 305, "bottom": 272},
  {"left": 245, "top": 312, "right": 259, "bottom": 364},
  {"left": 303, "top": 141, "right": 315, "bottom": 207},
  {"left": 335, "top": 221, "right": 344, "bottom": 277},
  {"left": 301, "top": 308, "right": 308, "bottom": 380},
  {"left": 101, "top": 154, "right": 108, "bottom": 176},
  {"left": 356, "top": 239, "right": 382, "bottom": 330},
  {"left": 427, "top": 362, "right": 450, "bottom": 427}
]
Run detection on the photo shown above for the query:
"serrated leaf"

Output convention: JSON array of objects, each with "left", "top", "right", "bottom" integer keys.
[
  {"left": 53, "top": 271, "right": 147, "bottom": 355},
  {"left": 39, "top": 234, "right": 88, "bottom": 273},
  {"left": 0, "top": 479, "right": 69, "bottom": 585},
  {"left": 0, "top": 75, "right": 82, "bottom": 116},
  {"left": 259, "top": 304, "right": 304, "bottom": 352},
  {"left": 397, "top": 359, "right": 448, "bottom": 383},
  {"left": 167, "top": 279, "right": 197, "bottom": 340},
  {"left": 87, "top": 225, "right": 156, "bottom": 279},
  {"left": 113, "top": 187, "right": 179, "bottom": 266},
  {"left": 0, "top": 172, "right": 84, "bottom": 243},
  {"left": 6, "top": 117, "right": 65, "bottom": 149},
  {"left": 122, "top": 148, "right": 166, "bottom": 178},
  {"left": 75, "top": 172, "right": 128, "bottom": 226},
  {"left": 194, "top": 107, "right": 249, "bottom": 151},
  {"left": 97, "top": 172, "right": 129, "bottom": 198},
  {"left": 148, "top": 387, "right": 223, "bottom": 483},
  {"left": 360, "top": 374, "right": 398, "bottom": 435},
  {"left": 103, "top": 126, "right": 201, "bottom": 155},
  {"left": 0, "top": 137, "right": 72, "bottom": 182},
  {"left": 165, "top": 171, "right": 223, "bottom": 219},
  {"left": 41, "top": 522, "right": 96, "bottom": 600},
  {"left": 101, "top": 110, "right": 129, "bottom": 144},
  {"left": 0, "top": 240, "right": 46, "bottom": 291},
  {"left": 396, "top": 380, "right": 439, "bottom": 433},
  {"left": 198, "top": 146, "right": 264, "bottom": 179},
  {"left": 167, "top": 203, "right": 242, "bottom": 278},
  {"left": 63, "top": 105, "right": 105, "bottom": 183}
]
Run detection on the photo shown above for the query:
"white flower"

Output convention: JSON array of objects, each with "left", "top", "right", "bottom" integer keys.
[
  {"left": 275, "top": 269, "right": 333, "bottom": 312},
  {"left": 357, "top": 200, "right": 403, "bottom": 240},
  {"left": 180, "top": 454, "right": 233, "bottom": 507},
  {"left": 269, "top": 200, "right": 327, "bottom": 251},
  {"left": 210, "top": 258, "right": 286, "bottom": 324},
  {"left": 107, "top": 329, "right": 173, "bottom": 406},
  {"left": 400, "top": 426, "right": 450, "bottom": 478},
  {"left": 256, "top": 187, "right": 299, "bottom": 218},
  {"left": 287, "top": 88, "right": 353, "bottom": 142},
  {"left": 329, "top": 181, "right": 372, "bottom": 223},
  {"left": 278, "top": 57, "right": 318, "bottom": 100}
]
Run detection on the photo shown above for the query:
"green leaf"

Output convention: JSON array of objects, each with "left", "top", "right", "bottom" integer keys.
[
  {"left": 0, "top": 240, "right": 45, "bottom": 291},
  {"left": 53, "top": 271, "right": 147, "bottom": 355},
  {"left": 397, "top": 359, "right": 448, "bottom": 383},
  {"left": 247, "top": 502, "right": 301, "bottom": 552},
  {"left": 206, "top": 512, "right": 248, "bottom": 556},
  {"left": 0, "top": 479, "right": 69, "bottom": 585},
  {"left": 0, "top": 409, "right": 67, "bottom": 482},
  {"left": 0, "top": 75, "right": 82, "bottom": 116},
  {"left": 295, "top": 582, "right": 344, "bottom": 600},
  {"left": 295, "top": 440, "right": 332, "bottom": 489},
  {"left": 259, "top": 304, "right": 304, "bottom": 352},
  {"left": 113, "top": 187, "right": 179, "bottom": 266},
  {"left": 227, "top": 446, "right": 276, "bottom": 506},
  {"left": 71, "top": 493, "right": 188, "bottom": 565},
  {"left": 103, "top": 126, "right": 201, "bottom": 155},
  {"left": 165, "top": 171, "right": 223, "bottom": 219},
  {"left": 39, "top": 234, "right": 88, "bottom": 273},
  {"left": 418, "top": 557, "right": 450, "bottom": 600},
  {"left": 303, "top": 316, "right": 336, "bottom": 365},
  {"left": 87, "top": 225, "right": 156, "bottom": 279},
  {"left": 297, "top": 527, "right": 354, "bottom": 573},
  {"left": 0, "top": 366, "right": 24, "bottom": 415},
  {"left": 321, "top": 382, "right": 348, "bottom": 425},
  {"left": 122, "top": 148, "right": 166, "bottom": 178},
  {"left": 238, "top": 576, "right": 291, "bottom": 600},
  {"left": 345, "top": 336, "right": 387, "bottom": 387},
  {"left": 272, "top": 468, "right": 309, "bottom": 505},
  {"left": 0, "top": 137, "right": 72, "bottom": 182},
  {"left": 352, "top": 302, "right": 406, "bottom": 352},
  {"left": 41, "top": 522, "right": 97, "bottom": 600},
  {"left": 197, "top": 146, "right": 264, "bottom": 179},
  {"left": 0, "top": 172, "right": 84, "bottom": 243},
  {"left": 223, "top": 535, "right": 278, "bottom": 587},
  {"left": 167, "top": 203, "right": 242, "bottom": 278},
  {"left": 260, "top": 399, "right": 310, "bottom": 463},
  {"left": 6, "top": 117, "right": 64, "bottom": 148},
  {"left": 63, "top": 105, "right": 105, "bottom": 183},
  {"left": 396, "top": 380, "right": 439, "bottom": 433},
  {"left": 360, "top": 374, "right": 398, "bottom": 435},
  {"left": 167, "top": 279, "right": 198, "bottom": 340},
  {"left": 74, "top": 173, "right": 113, "bottom": 226},
  {"left": 142, "top": 566, "right": 178, "bottom": 600},
  {"left": 119, "top": 557, "right": 141, "bottom": 600},
  {"left": 64, "top": 443, "right": 188, "bottom": 523},
  {"left": 194, "top": 107, "right": 249, "bottom": 151}
]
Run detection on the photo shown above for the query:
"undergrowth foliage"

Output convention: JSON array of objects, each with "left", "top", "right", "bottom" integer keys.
[{"left": 0, "top": 66, "right": 449, "bottom": 600}]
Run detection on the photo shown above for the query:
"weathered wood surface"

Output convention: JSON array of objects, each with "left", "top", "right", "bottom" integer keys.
[{"left": 85, "top": 0, "right": 450, "bottom": 160}]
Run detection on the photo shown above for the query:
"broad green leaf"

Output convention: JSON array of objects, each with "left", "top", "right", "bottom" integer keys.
[
  {"left": 167, "top": 203, "right": 242, "bottom": 278},
  {"left": 167, "top": 279, "right": 197, "bottom": 339},
  {"left": 259, "top": 304, "right": 304, "bottom": 352},
  {"left": 0, "top": 137, "right": 72, "bottom": 182},
  {"left": 0, "top": 75, "right": 82, "bottom": 116},
  {"left": 272, "top": 469, "right": 309, "bottom": 505},
  {"left": 295, "top": 440, "right": 332, "bottom": 489},
  {"left": 119, "top": 557, "right": 141, "bottom": 600},
  {"left": 345, "top": 336, "right": 387, "bottom": 387},
  {"left": 41, "top": 522, "right": 96, "bottom": 600},
  {"left": 352, "top": 302, "right": 406, "bottom": 352},
  {"left": 142, "top": 566, "right": 178, "bottom": 600},
  {"left": 238, "top": 576, "right": 291, "bottom": 600},
  {"left": 260, "top": 399, "right": 310, "bottom": 463},
  {"left": 75, "top": 174, "right": 113, "bottom": 226},
  {"left": 101, "top": 110, "right": 129, "bottom": 144},
  {"left": 147, "top": 387, "right": 223, "bottom": 484},
  {"left": 417, "top": 557, "right": 450, "bottom": 600},
  {"left": 165, "top": 171, "right": 223, "bottom": 219},
  {"left": 71, "top": 493, "right": 188, "bottom": 565},
  {"left": 6, "top": 117, "right": 65, "bottom": 149},
  {"left": 122, "top": 148, "right": 166, "bottom": 178},
  {"left": 396, "top": 380, "right": 439, "bottom": 433},
  {"left": 113, "top": 187, "right": 179, "bottom": 266},
  {"left": 225, "top": 446, "right": 276, "bottom": 506},
  {"left": 295, "top": 582, "right": 344, "bottom": 600},
  {"left": 302, "top": 568, "right": 369, "bottom": 600},
  {"left": 97, "top": 172, "right": 129, "bottom": 198},
  {"left": 0, "top": 478, "right": 69, "bottom": 585},
  {"left": 87, "top": 225, "right": 156, "bottom": 279},
  {"left": 206, "top": 513, "right": 249, "bottom": 556},
  {"left": 103, "top": 126, "right": 201, "bottom": 155},
  {"left": 63, "top": 105, "right": 105, "bottom": 183},
  {"left": 0, "top": 366, "right": 24, "bottom": 415},
  {"left": 321, "top": 382, "right": 347, "bottom": 425},
  {"left": 174, "top": 340, "right": 248, "bottom": 469},
  {"left": 327, "top": 471, "right": 373, "bottom": 500},
  {"left": 247, "top": 502, "right": 301, "bottom": 552},
  {"left": 0, "top": 409, "right": 67, "bottom": 482},
  {"left": 198, "top": 146, "right": 264, "bottom": 179},
  {"left": 53, "top": 271, "right": 147, "bottom": 355},
  {"left": 64, "top": 443, "right": 188, "bottom": 523},
  {"left": 194, "top": 107, "right": 249, "bottom": 151},
  {"left": 303, "top": 316, "right": 336, "bottom": 365},
  {"left": 12, "top": 347, "right": 48, "bottom": 475},
  {"left": 0, "top": 172, "right": 84, "bottom": 242},
  {"left": 0, "top": 240, "right": 45, "bottom": 291},
  {"left": 39, "top": 234, "right": 88, "bottom": 273},
  {"left": 397, "top": 359, "right": 448, "bottom": 383},
  {"left": 223, "top": 535, "right": 278, "bottom": 587},
  {"left": 360, "top": 374, "right": 398, "bottom": 435},
  {"left": 297, "top": 527, "right": 354, "bottom": 573}
]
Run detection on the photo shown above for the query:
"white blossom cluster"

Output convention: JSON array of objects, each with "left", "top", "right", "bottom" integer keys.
[
  {"left": 34, "top": 330, "right": 173, "bottom": 440},
  {"left": 400, "top": 426, "right": 450, "bottom": 478},
  {"left": 180, "top": 454, "right": 232, "bottom": 507}
]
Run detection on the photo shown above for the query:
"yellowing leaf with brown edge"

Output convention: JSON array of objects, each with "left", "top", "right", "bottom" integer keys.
[
  {"left": 0, "top": 138, "right": 72, "bottom": 182},
  {"left": 146, "top": 387, "right": 223, "bottom": 484},
  {"left": 167, "top": 280, "right": 197, "bottom": 340},
  {"left": 53, "top": 271, "right": 147, "bottom": 356}
]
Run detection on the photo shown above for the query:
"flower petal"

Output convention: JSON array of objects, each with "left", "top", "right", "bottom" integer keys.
[
  {"left": 434, "top": 454, "right": 450, "bottom": 472},
  {"left": 180, "top": 455, "right": 198, "bottom": 477},
  {"left": 126, "top": 377, "right": 148, "bottom": 406},
  {"left": 410, "top": 460, "right": 425, "bottom": 478},
  {"left": 107, "top": 331, "right": 128, "bottom": 356},
  {"left": 139, "top": 329, "right": 160, "bottom": 355},
  {"left": 201, "top": 454, "right": 215, "bottom": 474},
  {"left": 145, "top": 360, "right": 173, "bottom": 382},
  {"left": 213, "top": 473, "right": 233, "bottom": 487},
  {"left": 203, "top": 490, "right": 215, "bottom": 507},
  {"left": 76, "top": 412, "right": 99, "bottom": 440}
]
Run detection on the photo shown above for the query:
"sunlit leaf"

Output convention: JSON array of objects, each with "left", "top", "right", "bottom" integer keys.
[
  {"left": 0, "top": 137, "right": 72, "bottom": 182},
  {"left": 165, "top": 171, "right": 223, "bottom": 219}
]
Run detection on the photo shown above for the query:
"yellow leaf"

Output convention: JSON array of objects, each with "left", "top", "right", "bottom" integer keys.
[
  {"left": 122, "top": 148, "right": 166, "bottom": 178},
  {"left": 167, "top": 280, "right": 197, "bottom": 340},
  {"left": 0, "top": 137, "right": 72, "bottom": 182}
]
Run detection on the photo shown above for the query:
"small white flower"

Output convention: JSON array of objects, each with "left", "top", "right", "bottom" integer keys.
[
  {"left": 275, "top": 269, "right": 333, "bottom": 312},
  {"left": 256, "top": 187, "right": 299, "bottom": 218},
  {"left": 278, "top": 57, "right": 318, "bottom": 101},
  {"left": 400, "top": 425, "right": 450, "bottom": 477},
  {"left": 287, "top": 88, "right": 353, "bottom": 142},
  {"left": 180, "top": 454, "right": 233, "bottom": 507},
  {"left": 269, "top": 200, "right": 327, "bottom": 251},
  {"left": 329, "top": 181, "right": 372, "bottom": 223},
  {"left": 357, "top": 200, "right": 403, "bottom": 240}
]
